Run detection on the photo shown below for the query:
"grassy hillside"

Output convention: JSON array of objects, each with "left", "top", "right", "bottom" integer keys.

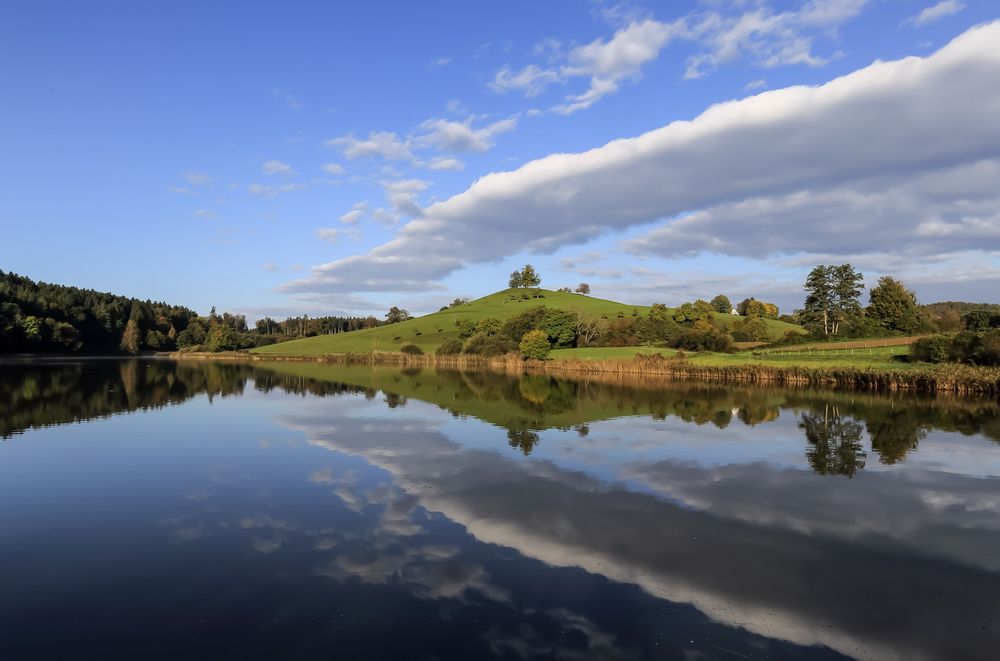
[{"left": 252, "top": 288, "right": 804, "bottom": 356}]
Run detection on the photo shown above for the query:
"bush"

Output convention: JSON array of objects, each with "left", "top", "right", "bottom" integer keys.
[
  {"left": 910, "top": 335, "right": 952, "bottom": 364},
  {"left": 670, "top": 328, "right": 735, "bottom": 352},
  {"left": 399, "top": 344, "right": 423, "bottom": 355},
  {"left": 910, "top": 330, "right": 1000, "bottom": 366},
  {"left": 731, "top": 315, "right": 769, "bottom": 342},
  {"left": 435, "top": 338, "right": 463, "bottom": 356},
  {"left": 519, "top": 330, "right": 551, "bottom": 360},
  {"left": 463, "top": 333, "right": 515, "bottom": 356},
  {"left": 500, "top": 306, "right": 548, "bottom": 344}
]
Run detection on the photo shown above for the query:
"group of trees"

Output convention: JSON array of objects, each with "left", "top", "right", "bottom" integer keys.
[
  {"left": 556, "top": 283, "right": 591, "bottom": 295},
  {"left": 441, "top": 298, "right": 758, "bottom": 359},
  {"left": 802, "top": 264, "right": 866, "bottom": 336},
  {"left": 911, "top": 329, "right": 1000, "bottom": 366},
  {"left": 0, "top": 270, "right": 198, "bottom": 354},
  {"left": 0, "top": 270, "right": 396, "bottom": 355},
  {"left": 255, "top": 314, "right": 382, "bottom": 339},
  {"left": 796, "top": 264, "right": 994, "bottom": 341},
  {"left": 508, "top": 264, "right": 541, "bottom": 289}
]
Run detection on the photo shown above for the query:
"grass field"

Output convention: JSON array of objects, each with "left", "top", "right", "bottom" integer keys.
[{"left": 252, "top": 288, "right": 805, "bottom": 356}]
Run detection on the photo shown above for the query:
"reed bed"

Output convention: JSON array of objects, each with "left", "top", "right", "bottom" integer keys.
[{"left": 173, "top": 350, "right": 1000, "bottom": 396}]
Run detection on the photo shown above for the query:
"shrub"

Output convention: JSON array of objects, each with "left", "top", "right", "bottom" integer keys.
[
  {"left": 910, "top": 335, "right": 952, "bottom": 364},
  {"left": 731, "top": 315, "right": 770, "bottom": 342},
  {"left": 500, "top": 306, "right": 548, "bottom": 343},
  {"left": 910, "top": 330, "right": 1000, "bottom": 366},
  {"left": 519, "top": 330, "right": 551, "bottom": 360},
  {"left": 400, "top": 344, "right": 423, "bottom": 355},
  {"left": 670, "top": 328, "right": 735, "bottom": 352},
  {"left": 463, "top": 333, "right": 515, "bottom": 356},
  {"left": 435, "top": 338, "right": 463, "bottom": 356}
]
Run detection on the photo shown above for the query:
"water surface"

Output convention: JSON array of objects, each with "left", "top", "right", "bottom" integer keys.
[{"left": 1, "top": 359, "right": 998, "bottom": 660}]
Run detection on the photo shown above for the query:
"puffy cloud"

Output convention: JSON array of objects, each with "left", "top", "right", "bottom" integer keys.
[
  {"left": 489, "top": 64, "right": 561, "bottom": 97},
  {"left": 321, "top": 163, "right": 345, "bottom": 175},
  {"left": 316, "top": 227, "right": 361, "bottom": 244},
  {"left": 327, "top": 131, "right": 414, "bottom": 161},
  {"left": 680, "top": 0, "right": 870, "bottom": 78},
  {"left": 905, "top": 1, "right": 966, "bottom": 28},
  {"left": 262, "top": 159, "right": 295, "bottom": 175},
  {"left": 495, "top": 2, "right": 871, "bottom": 111},
  {"left": 427, "top": 156, "right": 464, "bottom": 171},
  {"left": 283, "top": 22, "right": 1000, "bottom": 296},
  {"left": 416, "top": 117, "right": 517, "bottom": 153}
]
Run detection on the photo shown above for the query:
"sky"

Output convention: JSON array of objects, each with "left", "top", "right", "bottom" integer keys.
[{"left": 3, "top": 0, "right": 999, "bottom": 320}]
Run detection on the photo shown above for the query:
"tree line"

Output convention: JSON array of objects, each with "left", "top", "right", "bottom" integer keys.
[
  {"left": 0, "top": 270, "right": 391, "bottom": 354},
  {"left": 0, "top": 270, "right": 197, "bottom": 353}
]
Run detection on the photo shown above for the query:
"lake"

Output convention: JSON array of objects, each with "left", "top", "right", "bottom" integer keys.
[{"left": 1, "top": 359, "right": 998, "bottom": 660}]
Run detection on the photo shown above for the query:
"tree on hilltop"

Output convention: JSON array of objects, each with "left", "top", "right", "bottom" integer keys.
[{"left": 509, "top": 265, "right": 540, "bottom": 288}]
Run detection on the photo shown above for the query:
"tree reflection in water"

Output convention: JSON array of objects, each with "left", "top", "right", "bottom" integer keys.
[
  {"left": 3, "top": 359, "right": 999, "bottom": 478},
  {"left": 799, "top": 405, "right": 867, "bottom": 477}
]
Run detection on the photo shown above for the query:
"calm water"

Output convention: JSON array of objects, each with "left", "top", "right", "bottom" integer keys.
[{"left": 1, "top": 359, "right": 998, "bottom": 661}]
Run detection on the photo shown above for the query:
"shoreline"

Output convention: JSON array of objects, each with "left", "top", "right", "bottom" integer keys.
[{"left": 169, "top": 350, "right": 1000, "bottom": 396}]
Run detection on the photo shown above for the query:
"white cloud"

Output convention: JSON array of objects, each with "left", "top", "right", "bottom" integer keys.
[
  {"left": 427, "top": 157, "right": 464, "bottom": 171},
  {"left": 183, "top": 171, "right": 211, "bottom": 186},
  {"left": 494, "top": 3, "right": 871, "bottom": 112},
  {"left": 168, "top": 185, "right": 198, "bottom": 196},
  {"left": 555, "top": 18, "right": 683, "bottom": 113},
  {"left": 321, "top": 163, "right": 345, "bottom": 176},
  {"left": 373, "top": 179, "right": 429, "bottom": 225},
  {"left": 416, "top": 116, "right": 517, "bottom": 153},
  {"left": 193, "top": 208, "right": 216, "bottom": 219},
  {"left": 490, "top": 64, "right": 561, "bottom": 97},
  {"left": 429, "top": 56, "right": 451, "bottom": 68},
  {"left": 905, "top": 1, "right": 966, "bottom": 27},
  {"left": 316, "top": 228, "right": 360, "bottom": 244},
  {"left": 262, "top": 159, "right": 295, "bottom": 175},
  {"left": 262, "top": 262, "right": 278, "bottom": 272},
  {"left": 492, "top": 18, "right": 679, "bottom": 111},
  {"left": 282, "top": 22, "right": 1000, "bottom": 295},
  {"left": 327, "top": 131, "right": 414, "bottom": 161},
  {"left": 680, "top": 0, "right": 869, "bottom": 79},
  {"left": 745, "top": 78, "right": 767, "bottom": 90},
  {"left": 247, "top": 182, "right": 305, "bottom": 197}
]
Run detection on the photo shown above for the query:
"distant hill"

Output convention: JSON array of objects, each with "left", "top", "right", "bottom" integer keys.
[
  {"left": 252, "top": 288, "right": 804, "bottom": 356},
  {"left": 922, "top": 302, "right": 1000, "bottom": 316}
]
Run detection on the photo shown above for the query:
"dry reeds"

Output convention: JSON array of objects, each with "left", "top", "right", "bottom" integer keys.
[{"left": 173, "top": 350, "right": 1000, "bottom": 395}]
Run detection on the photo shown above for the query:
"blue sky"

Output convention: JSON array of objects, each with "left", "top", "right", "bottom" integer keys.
[{"left": 3, "top": 0, "right": 999, "bottom": 319}]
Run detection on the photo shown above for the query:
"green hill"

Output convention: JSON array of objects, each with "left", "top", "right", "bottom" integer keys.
[{"left": 251, "top": 288, "right": 804, "bottom": 356}]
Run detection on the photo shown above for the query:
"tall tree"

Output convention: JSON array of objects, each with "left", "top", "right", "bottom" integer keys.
[
  {"left": 831, "top": 264, "right": 864, "bottom": 334},
  {"left": 867, "top": 276, "right": 919, "bottom": 333},
  {"left": 803, "top": 264, "right": 864, "bottom": 336},
  {"left": 520, "top": 264, "right": 541, "bottom": 288},
  {"left": 120, "top": 318, "right": 141, "bottom": 354},
  {"left": 575, "top": 283, "right": 591, "bottom": 295},
  {"left": 710, "top": 294, "right": 732, "bottom": 314},
  {"left": 803, "top": 266, "right": 835, "bottom": 335},
  {"left": 508, "top": 269, "right": 524, "bottom": 289}
]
